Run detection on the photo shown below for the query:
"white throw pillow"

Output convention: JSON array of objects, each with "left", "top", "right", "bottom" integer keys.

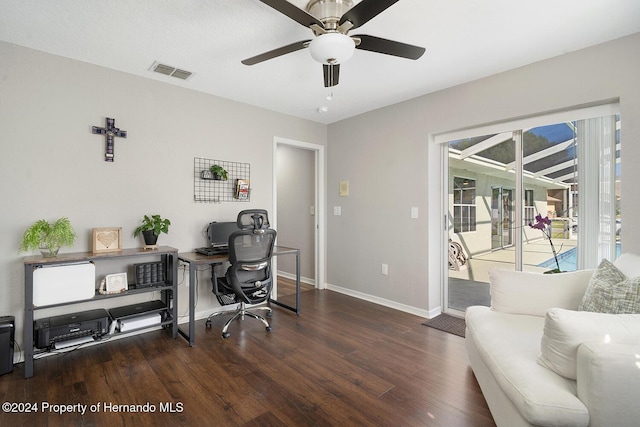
[
  {"left": 489, "top": 268, "right": 594, "bottom": 316},
  {"left": 538, "top": 308, "right": 640, "bottom": 379}
]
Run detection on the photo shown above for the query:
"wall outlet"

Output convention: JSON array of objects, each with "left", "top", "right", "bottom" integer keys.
[
  {"left": 333, "top": 206, "right": 342, "bottom": 216},
  {"left": 381, "top": 263, "right": 389, "bottom": 275}
]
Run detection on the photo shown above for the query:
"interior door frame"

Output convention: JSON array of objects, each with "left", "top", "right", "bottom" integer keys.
[{"left": 272, "top": 136, "right": 326, "bottom": 291}]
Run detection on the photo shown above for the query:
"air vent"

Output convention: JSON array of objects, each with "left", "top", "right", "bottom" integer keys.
[
  {"left": 171, "top": 69, "right": 192, "bottom": 80},
  {"left": 150, "top": 61, "right": 193, "bottom": 80}
]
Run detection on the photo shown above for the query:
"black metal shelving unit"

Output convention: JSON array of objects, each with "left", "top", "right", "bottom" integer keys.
[{"left": 22, "top": 246, "right": 179, "bottom": 378}]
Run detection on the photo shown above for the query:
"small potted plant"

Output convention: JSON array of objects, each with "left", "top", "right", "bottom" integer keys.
[
  {"left": 20, "top": 217, "right": 77, "bottom": 257},
  {"left": 134, "top": 214, "right": 171, "bottom": 246},
  {"left": 210, "top": 164, "right": 228, "bottom": 180}
]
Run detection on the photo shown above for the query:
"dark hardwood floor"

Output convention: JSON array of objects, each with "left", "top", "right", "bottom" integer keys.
[
  {"left": 0, "top": 288, "right": 495, "bottom": 426},
  {"left": 275, "top": 276, "right": 315, "bottom": 297}
]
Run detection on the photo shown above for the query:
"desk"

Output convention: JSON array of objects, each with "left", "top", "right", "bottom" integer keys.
[{"left": 177, "top": 245, "right": 300, "bottom": 346}]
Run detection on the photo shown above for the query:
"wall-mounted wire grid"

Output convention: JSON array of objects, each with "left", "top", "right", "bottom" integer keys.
[{"left": 194, "top": 157, "right": 250, "bottom": 203}]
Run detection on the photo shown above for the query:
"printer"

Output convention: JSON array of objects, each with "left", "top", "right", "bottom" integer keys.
[{"left": 34, "top": 308, "right": 110, "bottom": 350}]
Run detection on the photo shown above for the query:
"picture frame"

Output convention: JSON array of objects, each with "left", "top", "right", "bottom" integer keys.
[
  {"left": 92, "top": 227, "right": 122, "bottom": 253},
  {"left": 105, "top": 272, "right": 128, "bottom": 293}
]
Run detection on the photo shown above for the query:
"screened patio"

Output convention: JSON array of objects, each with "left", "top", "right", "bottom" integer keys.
[{"left": 445, "top": 111, "right": 621, "bottom": 312}]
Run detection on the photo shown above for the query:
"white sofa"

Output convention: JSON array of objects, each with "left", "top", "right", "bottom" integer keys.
[{"left": 465, "top": 254, "right": 640, "bottom": 427}]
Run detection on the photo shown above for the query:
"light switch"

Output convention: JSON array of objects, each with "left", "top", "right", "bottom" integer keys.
[
  {"left": 381, "top": 263, "right": 389, "bottom": 275},
  {"left": 411, "top": 207, "right": 419, "bottom": 219},
  {"left": 310, "top": 205, "right": 315, "bottom": 215}
]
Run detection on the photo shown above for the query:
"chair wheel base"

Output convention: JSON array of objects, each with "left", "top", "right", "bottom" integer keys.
[
  {"left": 205, "top": 320, "right": 212, "bottom": 328},
  {"left": 222, "top": 332, "right": 230, "bottom": 339},
  {"left": 266, "top": 326, "right": 272, "bottom": 332}
]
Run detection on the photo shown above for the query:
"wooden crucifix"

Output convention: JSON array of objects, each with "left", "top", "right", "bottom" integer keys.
[{"left": 92, "top": 117, "right": 127, "bottom": 162}]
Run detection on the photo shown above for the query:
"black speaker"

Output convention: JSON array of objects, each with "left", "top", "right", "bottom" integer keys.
[{"left": 0, "top": 316, "right": 15, "bottom": 376}]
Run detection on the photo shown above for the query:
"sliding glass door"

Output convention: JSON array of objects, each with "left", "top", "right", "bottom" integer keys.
[
  {"left": 491, "top": 187, "right": 514, "bottom": 250},
  {"left": 443, "top": 109, "right": 620, "bottom": 316}
]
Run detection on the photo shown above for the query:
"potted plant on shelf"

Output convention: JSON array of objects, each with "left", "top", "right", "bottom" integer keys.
[
  {"left": 19, "top": 217, "right": 77, "bottom": 257},
  {"left": 134, "top": 214, "right": 171, "bottom": 247},
  {"left": 210, "top": 164, "right": 228, "bottom": 180}
]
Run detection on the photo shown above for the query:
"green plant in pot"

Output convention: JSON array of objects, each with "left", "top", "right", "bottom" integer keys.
[
  {"left": 210, "top": 164, "right": 228, "bottom": 180},
  {"left": 20, "top": 217, "right": 77, "bottom": 257},
  {"left": 134, "top": 214, "right": 171, "bottom": 246}
]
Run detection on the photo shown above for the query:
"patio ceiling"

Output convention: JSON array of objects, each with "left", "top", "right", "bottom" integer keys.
[{"left": 448, "top": 119, "right": 621, "bottom": 188}]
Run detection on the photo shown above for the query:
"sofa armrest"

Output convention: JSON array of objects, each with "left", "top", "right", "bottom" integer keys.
[
  {"left": 489, "top": 268, "right": 594, "bottom": 316},
  {"left": 576, "top": 342, "right": 640, "bottom": 427}
]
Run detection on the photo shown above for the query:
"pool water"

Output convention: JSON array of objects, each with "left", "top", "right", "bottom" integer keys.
[{"left": 538, "top": 244, "right": 622, "bottom": 271}]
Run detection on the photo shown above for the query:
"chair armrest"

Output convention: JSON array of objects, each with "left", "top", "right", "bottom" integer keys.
[{"left": 576, "top": 342, "right": 640, "bottom": 427}]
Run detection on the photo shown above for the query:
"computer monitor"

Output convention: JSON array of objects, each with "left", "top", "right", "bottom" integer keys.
[{"left": 207, "top": 222, "right": 238, "bottom": 248}]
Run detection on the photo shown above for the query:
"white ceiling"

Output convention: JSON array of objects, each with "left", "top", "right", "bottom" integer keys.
[{"left": 1, "top": 0, "right": 639, "bottom": 124}]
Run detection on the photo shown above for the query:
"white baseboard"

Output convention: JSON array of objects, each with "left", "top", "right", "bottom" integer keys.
[
  {"left": 277, "top": 270, "right": 315, "bottom": 286},
  {"left": 185, "top": 284, "right": 440, "bottom": 324},
  {"left": 326, "top": 283, "right": 438, "bottom": 319}
]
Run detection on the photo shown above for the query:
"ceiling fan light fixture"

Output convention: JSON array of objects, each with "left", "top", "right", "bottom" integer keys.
[{"left": 309, "top": 32, "right": 355, "bottom": 65}]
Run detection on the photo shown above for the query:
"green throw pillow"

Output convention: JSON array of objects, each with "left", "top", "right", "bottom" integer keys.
[{"left": 579, "top": 259, "right": 640, "bottom": 314}]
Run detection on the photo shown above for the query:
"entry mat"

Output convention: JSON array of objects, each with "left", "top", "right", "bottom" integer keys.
[{"left": 422, "top": 313, "right": 465, "bottom": 338}]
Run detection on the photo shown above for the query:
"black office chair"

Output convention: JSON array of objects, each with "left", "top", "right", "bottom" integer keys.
[{"left": 206, "top": 210, "right": 276, "bottom": 338}]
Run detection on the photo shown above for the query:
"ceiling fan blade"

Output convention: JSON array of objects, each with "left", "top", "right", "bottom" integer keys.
[
  {"left": 241, "top": 40, "right": 312, "bottom": 65},
  {"left": 323, "top": 64, "right": 340, "bottom": 87},
  {"left": 339, "top": 0, "right": 400, "bottom": 30},
  {"left": 259, "top": 0, "right": 324, "bottom": 28},
  {"left": 354, "top": 34, "right": 425, "bottom": 60}
]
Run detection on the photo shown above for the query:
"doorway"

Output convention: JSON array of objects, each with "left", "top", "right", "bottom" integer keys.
[
  {"left": 491, "top": 187, "right": 514, "bottom": 249},
  {"left": 442, "top": 107, "right": 620, "bottom": 316},
  {"left": 273, "top": 137, "right": 325, "bottom": 295}
]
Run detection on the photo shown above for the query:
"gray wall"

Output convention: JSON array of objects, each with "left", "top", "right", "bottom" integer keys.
[
  {"left": 326, "top": 32, "right": 640, "bottom": 317},
  {"left": 0, "top": 41, "right": 326, "bottom": 348}
]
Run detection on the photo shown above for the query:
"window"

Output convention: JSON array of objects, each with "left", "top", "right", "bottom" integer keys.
[{"left": 453, "top": 177, "right": 476, "bottom": 233}]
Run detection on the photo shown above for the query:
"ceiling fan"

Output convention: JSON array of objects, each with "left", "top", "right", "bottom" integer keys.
[{"left": 242, "top": 0, "right": 426, "bottom": 87}]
